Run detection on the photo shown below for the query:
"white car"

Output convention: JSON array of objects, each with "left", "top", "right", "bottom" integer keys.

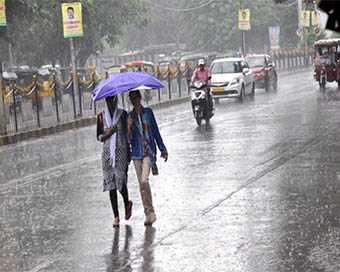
[{"left": 210, "top": 57, "right": 255, "bottom": 102}]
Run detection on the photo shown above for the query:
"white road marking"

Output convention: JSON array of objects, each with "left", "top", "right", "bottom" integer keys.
[{"left": 26, "top": 260, "right": 54, "bottom": 272}]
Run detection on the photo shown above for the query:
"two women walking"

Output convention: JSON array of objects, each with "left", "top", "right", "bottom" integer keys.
[{"left": 96, "top": 92, "right": 168, "bottom": 227}]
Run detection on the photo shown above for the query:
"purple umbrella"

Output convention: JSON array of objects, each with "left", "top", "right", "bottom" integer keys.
[{"left": 91, "top": 72, "right": 164, "bottom": 102}]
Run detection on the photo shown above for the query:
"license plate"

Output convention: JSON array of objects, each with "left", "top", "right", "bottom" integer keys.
[{"left": 212, "top": 87, "right": 224, "bottom": 92}]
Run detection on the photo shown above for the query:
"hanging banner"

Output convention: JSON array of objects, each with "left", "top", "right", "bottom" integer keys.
[
  {"left": 311, "top": 10, "right": 321, "bottom": 26},
  {"left": 300, "top": 10, "right": 310, "bottom": 27},
  {"left": 268, "top": 26, "right": 280, "bottom": 50},
  {"left": 238, "top": 9, "right": 251, "bottom": 31},
  {"left": 61, "top": 2, "right": 83, "bottom": 38},
  {"left": 0, "top": 0, "right": 6, "bottom": 27}
]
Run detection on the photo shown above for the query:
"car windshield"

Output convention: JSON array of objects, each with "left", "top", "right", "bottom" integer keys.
[
  {"left": 246, "top": 57, "right": 265, "bottom": 68},
  {"left": 211, "top": 61, "right": 242, "bottom": 74}
]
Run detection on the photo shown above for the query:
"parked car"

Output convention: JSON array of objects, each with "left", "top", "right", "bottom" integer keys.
[
  {"left": 245, "top": 54, "right": 278, "bottom": 92},
  {"left": 210, "top": 57, "right": 255, "bottom": 102}
]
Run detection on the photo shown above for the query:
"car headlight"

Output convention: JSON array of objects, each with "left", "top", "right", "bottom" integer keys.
[{"left": 231, "top": 78, "right": 240, "bottom": 85}]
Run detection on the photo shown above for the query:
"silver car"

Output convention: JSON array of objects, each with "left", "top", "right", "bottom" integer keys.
[{"left": 210, "top": 57, "right": 255, "bottom": 102}]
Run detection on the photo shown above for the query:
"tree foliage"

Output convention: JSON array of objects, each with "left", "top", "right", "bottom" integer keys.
[
  {"left": 0, "top": 0, "right": 150, "bottom": 68},
  {"left": 176, "top": 0, "right": 300, "bottom": 53},
  {"left": 273, "top": 0, "right": 315, "bottom": 4},
  {"left": 122, "top": 0, "right": 315, "bottom": 55},
  {"left": 120, "top": 0, "right": 185, "bottom": 51}
]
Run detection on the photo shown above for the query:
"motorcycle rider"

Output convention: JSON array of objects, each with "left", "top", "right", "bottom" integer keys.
[{"left": 190, "top": 59, "right": 213, "bottom": 116}]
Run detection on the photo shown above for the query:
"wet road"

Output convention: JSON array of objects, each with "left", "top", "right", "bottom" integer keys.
[{"left": 1, "top": 69, "right": 340, "bottom": 271}]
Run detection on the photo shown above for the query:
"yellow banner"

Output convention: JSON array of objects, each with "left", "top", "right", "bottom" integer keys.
[
  {"left": 0, "top": 0, "right": 6, "bottom": 27},
  {"left": 238, "top": 9, "right": 250, "bottom": 31},
  {"left": 311, "top": 10, "right": 321, "bottom": 26},
  {"left": 62, "top": 3, "right": 83, "bottom": 38},
  {"left": 300, "top": 10, "right": 310, "bottom": 27}
]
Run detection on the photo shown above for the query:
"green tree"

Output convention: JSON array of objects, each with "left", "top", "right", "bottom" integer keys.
[
  {"left": 273, "top": 0, "right": 315, "bottom": 3},
  {"left": 121, "top": 0, "right": 185, "bottom": 52},
  {"left": 175, "top": 0, "right": 300, "bottom": 53},
  {"left": 0, "top": 0, "right": 150, "bottom": 68}
]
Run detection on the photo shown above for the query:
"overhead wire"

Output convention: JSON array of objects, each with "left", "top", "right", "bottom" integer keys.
[
  {"left": 146, "top": 0, "right": 216, "bottom": 12},
  {"left": 147, "top": 0, "right": 297, "bottom": 12},
  {"left": 275, "top": 0, "right": 297, "bottom": 8}
]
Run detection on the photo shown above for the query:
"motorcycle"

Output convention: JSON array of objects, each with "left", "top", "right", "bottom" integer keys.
[{"left": 190, "top": 80, "right": 214, "bottom": 126}]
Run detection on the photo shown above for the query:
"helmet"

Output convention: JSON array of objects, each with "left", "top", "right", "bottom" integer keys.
[{"left": 198, "top": 59, "right": 205, "bottom": 65}]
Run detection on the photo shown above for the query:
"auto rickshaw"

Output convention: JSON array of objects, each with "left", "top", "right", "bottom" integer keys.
[
  {"left": 37, "top": 68, "right": 53, "bottom": 96},
  {"left": 124, "top": 61, "right": 155, "bottom": 74},
  {"left": 178, "top": 54, "right": 202, "bottom": 86},
  {"left": 313, "top": 38, "right": 340, "bottom": 89},
  {"left": 15, "top": 67, "right": 43, "bottom": 109},
  {"left": 106, "top": 65, "right": 122, "bottom": 77}
]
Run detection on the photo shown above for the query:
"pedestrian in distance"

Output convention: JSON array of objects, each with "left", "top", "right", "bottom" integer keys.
[
  {"left": 127, "top": 89, "right": 168, "bottom": 226},
  {"left": 97, "top": 95, "right": 133, "bottom": 228}
]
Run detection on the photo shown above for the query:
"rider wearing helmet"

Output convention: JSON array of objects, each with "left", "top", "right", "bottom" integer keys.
[
  {"left": 190, "top": 58, "right": 213, "bottom": 115},
  {"left": 190, "top": 59, "right": 211, "bottom": 87}
]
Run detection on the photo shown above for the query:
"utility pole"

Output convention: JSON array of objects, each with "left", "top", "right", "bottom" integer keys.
[
  {"left": 240, "top": 0, "right": 246, "bottom": 56},
  {"left": 69, "top": 37, "right": 79, "bottom": 115},
  {"left": 68, "top": 0, "right": 80, "bottom": 117},
  {"left": 298, "top": 0, "right": 303, "bottom": 48},
  {"left": 303, "top": 2, "right": 308, "bottom": 67},
  {"left": 0, "top": 62, "right": 7, "bottom": 135},
  {"left": 8, "top": 42, "right": 13, "bottom": 71}
]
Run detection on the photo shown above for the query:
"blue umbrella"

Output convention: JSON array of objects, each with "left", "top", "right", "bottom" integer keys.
[{"left": 91, "top": 72, "right": 164, "bottom": 102}]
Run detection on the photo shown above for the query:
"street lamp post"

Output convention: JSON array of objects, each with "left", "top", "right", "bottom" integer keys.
[
  {"left": 303, "top": 3, "right": 308, "bottom": 67},
  {"left": 240, "top": 0, "right": 246, "bottom": 56},
  {"left": 68, "top": 0, "right": 80, "bottom": 117},
  {"left": 0, "top": 62, "right": 7, "bottom": 135}
]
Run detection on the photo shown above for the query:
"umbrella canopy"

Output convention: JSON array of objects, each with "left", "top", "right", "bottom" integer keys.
[{"left": 91, "top": 72, "right": 164, "bottom": 102}]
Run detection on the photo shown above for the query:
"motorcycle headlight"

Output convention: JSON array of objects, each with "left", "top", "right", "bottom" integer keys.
[
  {"left": 257, "top": 72, "right": 265, "bottom": 77},
  {"left": 193, "top": 81, "right": 204, "bottom": 88},
  {"left": 231, "top": 78, "right": 240, "bottom": 85}
]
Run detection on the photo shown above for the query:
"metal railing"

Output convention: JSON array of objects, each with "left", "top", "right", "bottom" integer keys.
[{"left": 0, "top": 48, "right": 313, "bottom": 135}]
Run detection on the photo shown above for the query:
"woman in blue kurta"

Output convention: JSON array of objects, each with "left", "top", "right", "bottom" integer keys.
[{"left": 127, "top": 90, "right": 168, "bottom": 226}]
